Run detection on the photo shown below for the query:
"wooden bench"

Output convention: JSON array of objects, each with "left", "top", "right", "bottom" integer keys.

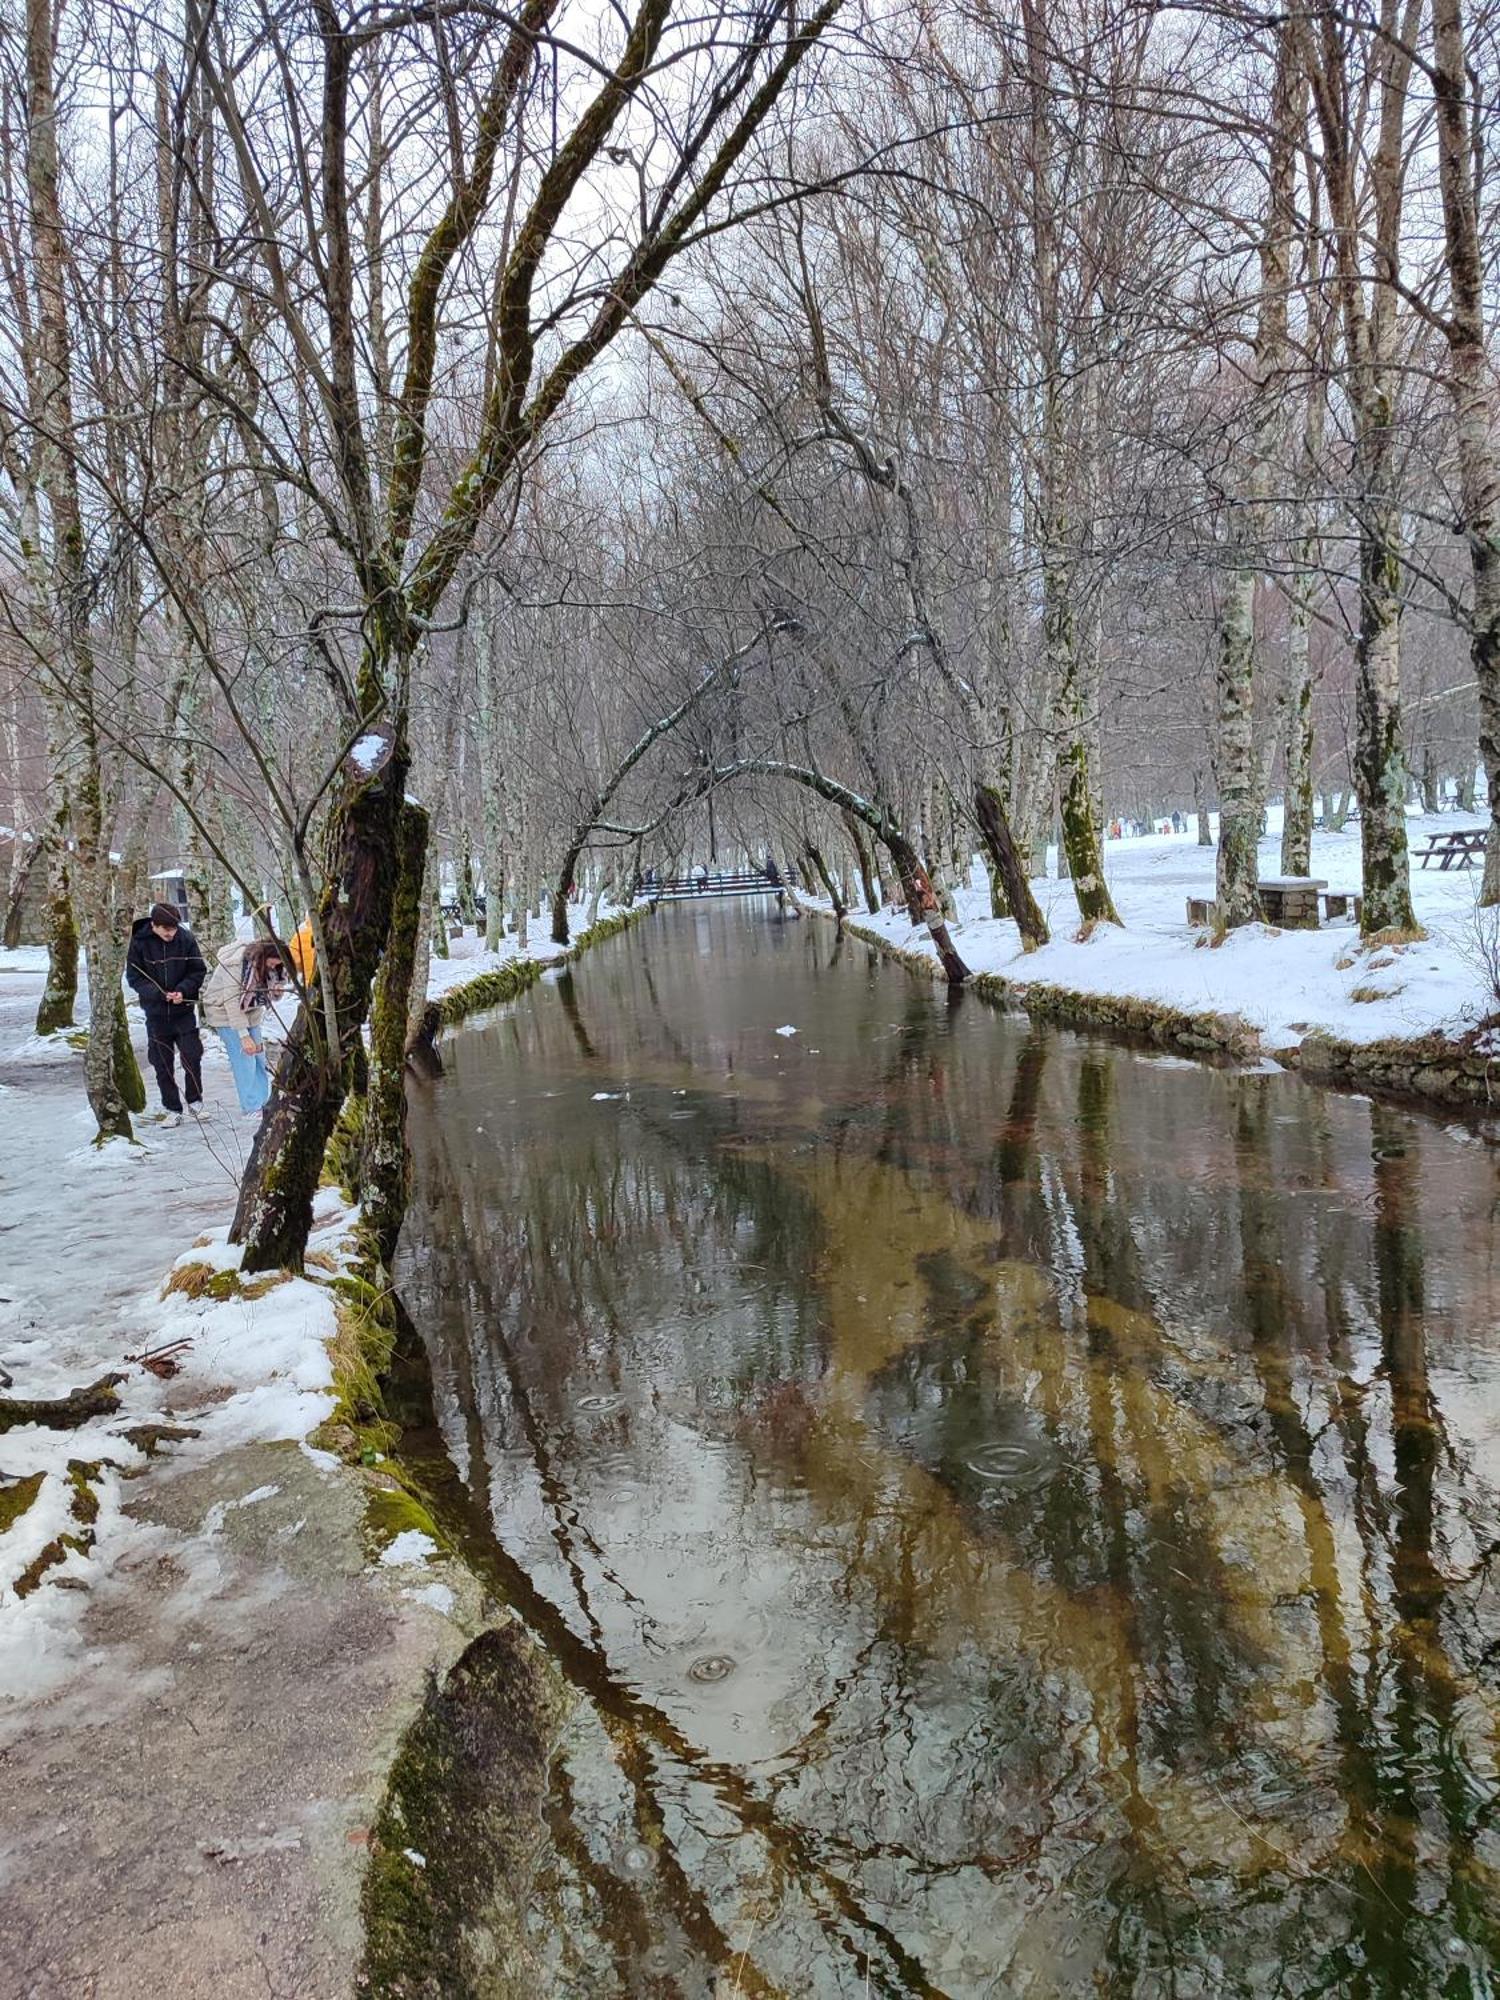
[
  {"left": 1258, "top": 876, "right": 1326, "bottom": 929},
  {"left": 1417, "top": 827, "right": 1487, "bottom": 870}
]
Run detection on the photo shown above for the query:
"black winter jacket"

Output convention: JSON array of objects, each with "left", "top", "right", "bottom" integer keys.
[{"left": 125, "top": 917, "right": 207, "bottom": 1018}]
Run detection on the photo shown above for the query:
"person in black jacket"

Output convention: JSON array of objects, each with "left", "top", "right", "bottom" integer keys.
[{"left": 125, "top": 902, "right": 208, "bottom": 1123}]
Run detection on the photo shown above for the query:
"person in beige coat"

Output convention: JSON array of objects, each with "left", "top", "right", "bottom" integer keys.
[{"left": 201, "top": 938, "right": 287, "bottom": 1116}]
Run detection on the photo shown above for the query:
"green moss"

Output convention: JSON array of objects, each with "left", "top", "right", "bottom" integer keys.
[
  {"left": 360, "top": 1623, "right": 569, "bottom": 1998},
  {"left": 162, "top": 1261, "right": 273, "bottom": 1302},
  {"left": 433, "top": 907, "right": 650, "bottom": 1036},
  {"left": 0, "top": 1471, "right": 45, "bottom": 1537},
  {"left": 311, "top": 1275, "right": 400, "bottom": 1460},
  {"left": 66, "top": 1458, "right": 102, "bottom": 1526},
  {"left": 112, "top": 993, "right": 146, "bottom": 1112},
  {"left": 364, "top": 1480, "right": 443, "bottom": 1562},
  {"left": 13, "top": 1459, "right": 103, "bottom": 1597},
  {"left": 435, "top": 959, "right": 544, "bottom": 1028},
  {"left": 324, "top": 1087, "right": 368, "bottom": 1202}
]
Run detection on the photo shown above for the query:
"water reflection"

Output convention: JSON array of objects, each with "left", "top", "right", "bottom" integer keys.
[{"left": 398, "top": 905, "right": 1500, "bottom": 1997}]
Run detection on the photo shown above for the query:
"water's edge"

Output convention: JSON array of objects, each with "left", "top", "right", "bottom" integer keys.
[{"left": 830, "top": 910, "right": 1500, "bottom": 1120}]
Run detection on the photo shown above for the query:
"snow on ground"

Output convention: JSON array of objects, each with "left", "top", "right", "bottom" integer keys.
[
  {"left": 0, "top": 895, "right": 625, "bottom": 1701},
  {"left": 822, "top": 814, "right": 1499, "bottom": 1051},
  {"left": 422, "top": 919, "right": 569, "bottom": 999},
  {"left": 422, "top": 894, "right": 626, "bottom": 1000}
]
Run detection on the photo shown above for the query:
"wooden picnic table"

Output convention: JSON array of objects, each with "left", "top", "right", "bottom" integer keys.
[{"left": 1417, "top": 826, "right": 1488, "bottom": 870}]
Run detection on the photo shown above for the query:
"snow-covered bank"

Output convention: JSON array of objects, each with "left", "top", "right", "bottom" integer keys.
[
  {"left": 0, "top": 899, "right": 647, "bottom": 1694},
  {"left": 813, "top": 820, "right": 1500, "bottom": 1089},
  {"left": 421, "top": 894, "right": 640, "bottom": 1011}
]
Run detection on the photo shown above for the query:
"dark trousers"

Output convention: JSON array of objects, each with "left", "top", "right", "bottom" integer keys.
[{"left": 145, "top": 1011, "right": 203, "bottom": 1112}]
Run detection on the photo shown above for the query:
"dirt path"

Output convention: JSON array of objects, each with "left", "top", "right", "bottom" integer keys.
[{"left": 0, "top": 951, "right": 472, "bottom": 1997}]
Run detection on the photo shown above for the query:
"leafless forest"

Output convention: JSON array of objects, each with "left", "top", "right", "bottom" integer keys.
[{"left": 3, "top": 0, "right": 1500, "bottom": 1261}]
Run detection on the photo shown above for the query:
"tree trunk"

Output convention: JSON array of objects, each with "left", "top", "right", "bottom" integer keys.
[
  {"left": 886, "top": 831, "right": 969, "bottom": 983},
  {"left": 805, "top": 840, "right": 844, "bottom": 919},
  {"left": 1354, "top": 508, "right": 1417, "bottom": 932},
  {"left": 3, "top": 838, "right": 40, "bottom": 950},
  {"left": 1194, "top": 768, "right": 1212, "bottom": 845},
  {"left": 361, "top": 800, "right": 428, "bottom": 1269},
  {"left": 974, "top": 783, "right": 1049, "bottom": 947},
  {"left": 552, "top": 837, "right": 584, "bottom": 945},
  {"left": 1431, "top": 0, "right": 1500, "bottom": 902},
  {"left": 1215, "top": 562, "right": 1262, "bottom": 925},
  {"left": 35, "top": 836, "right": 78, "bottom": 1035},
  {"left": 843, "top": 811, "right": 880, "bottom": 913},
  {"left": 231, "top": 721, "right": 409, "bottom": 1272},
  {"left": 405, "top": 826, "right": 440, "bottom": 1054},
  {"left": 76, "top": 894, "right": 132, "bottom": 1142},
  {"left": 1280, "top": 583, "right": 1316, "bottom": 876}
]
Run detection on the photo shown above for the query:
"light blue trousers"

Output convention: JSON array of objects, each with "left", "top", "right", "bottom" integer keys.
[{"left": 215, "top": 1026, "right": 271, "bottom": 1113}]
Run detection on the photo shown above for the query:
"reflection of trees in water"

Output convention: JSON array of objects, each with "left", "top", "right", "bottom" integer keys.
[{"left": 400, "top": 939, "right": 1500, "bottom": 1996}]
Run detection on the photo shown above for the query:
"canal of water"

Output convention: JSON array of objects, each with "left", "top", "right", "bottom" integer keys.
[{"left": 394, "top": 902, "right": 1500, "bottom": 1997}]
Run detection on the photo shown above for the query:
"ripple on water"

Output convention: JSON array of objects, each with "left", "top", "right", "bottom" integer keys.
[
  {"left": 687, "top": 1653, "right": 737, "bottom": 1684},
  {"left": 964, "top": 1439, "right": 1056, "bottom": 1493}
]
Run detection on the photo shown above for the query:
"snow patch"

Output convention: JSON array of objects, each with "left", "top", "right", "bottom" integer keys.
[{"left": 379, "top": 1530, "right": 439, "bottom": 1568}]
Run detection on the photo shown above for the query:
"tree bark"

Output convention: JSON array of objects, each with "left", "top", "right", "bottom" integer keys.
[
  {"left": 1216, "top": 23, "right": 1298, "bottom": 927},
  {"left": 1298, "top": 0, "right": 1420, "bottom": 935},
  {"left": 231, "top": 718, "right": 410, "bottom": 1272},
  {"left": 804, "top": 840, "right": 844, "bottom": 919},
  {"left": 34, "top": 834, "right": 78, "bottom": 1035},
  {"left": 974, "top": 783, "right": 1049, "bottom": 947},
  {"left": 1280, "top": 588, "right": 1316, "bottom": 876},
  {"left": 25, "top": 0, "right": 131, "bottom": 1139},
  {"left": 362, "top": 799, "right": 428, "bottom": 1269},
  {"left": 1431, "top": 0, "right": 1500, "bottom": 902},
  {"left": 1215, "top": 561, "right": 1262, "bottom": 925},
  {"left": 843, "top": 811, "right": 880, "bottom": 913}
]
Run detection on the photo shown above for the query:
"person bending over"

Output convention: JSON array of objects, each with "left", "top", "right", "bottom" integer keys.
[
  {"left": 201, "top": 937, "right": 288, "bottom": 1118},
  {"left": 125, "top": 901, "right": 207, "bottom": 1124}
]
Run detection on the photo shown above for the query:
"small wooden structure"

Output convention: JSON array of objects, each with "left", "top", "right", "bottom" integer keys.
[
  {"left": 640, "top": 866, "right": 799, "bottom": 902},
  {"left": 1185, "top": 896, "right": 1216, "bottom": 927},
  {"left": 1416, "top": 827, "right": 1487, "bottom": 871},
  {"left": 1258, "top": 876, "right": 1326, "bottom": 929},
  {"left": 1320, "top": 889, "right": 1362, "bottom": 925}
]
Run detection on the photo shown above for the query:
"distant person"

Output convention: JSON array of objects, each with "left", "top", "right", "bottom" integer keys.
[
  {"left": 201, "top": 937, "right": 288, "bottom": 1117},
  {"left": 125, "top": 901, "right": 207, "bottom": 1125}
]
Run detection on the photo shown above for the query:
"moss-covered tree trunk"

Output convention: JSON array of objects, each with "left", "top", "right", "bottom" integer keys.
[
  {"left": 362, "top": 800, "right": 428, "bottom": 1269},
  {"left": 76, "top": 896, "right": 132, "bottom": 1143},
  {"left": 112, "top": 990, "right": 146, "bottom": 1113},
  {"left": 35, "top": 834, "right": 77, "bottom": 1034},
  {"left": 974, "top": 782, "right": 1049, "bottom": 947},
  {"left": 1354, "top": 503, "right": 1417, "bottom": 934},
  {"left": 231, "top": 718, "right": 410, "bottom": 1272}
]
